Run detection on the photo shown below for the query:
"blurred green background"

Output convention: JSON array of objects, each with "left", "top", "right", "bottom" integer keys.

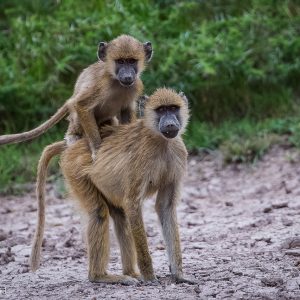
[{"left": 0, "top": 0, "right": 300, "bottom": 190}]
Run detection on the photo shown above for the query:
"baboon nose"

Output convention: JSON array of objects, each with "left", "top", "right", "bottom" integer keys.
[
  {"left": 124, "top": 76, "right": 133, "bottom": 83},
  {"left": 166, "top": 124, "right": 176, "bottom": 130},
  {"left": 120, "top": 76, "right": 134, "bottom": 86}
]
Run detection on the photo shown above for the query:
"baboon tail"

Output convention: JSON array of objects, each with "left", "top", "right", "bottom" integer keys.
[
  {"left": 30, "top": 141, "right": 66, "bottom": 272},
  {"left": 0, "top": 105, "right": 68, "bottom": 145}
]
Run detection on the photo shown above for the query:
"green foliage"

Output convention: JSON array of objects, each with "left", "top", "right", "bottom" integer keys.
[
  {"left": 0, "top": 131, "right": 62, "bottom": 193},
  {"left": 1, "top": 1, "right": 300, "bottom": 186},
  {"left": 185, "top": 117, "right": 300, "bottom": 164},
  {"left": 1, "top": 0, "right": 300, "bottom": 131}
]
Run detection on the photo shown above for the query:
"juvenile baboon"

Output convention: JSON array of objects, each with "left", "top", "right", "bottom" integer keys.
[
  {"left": 0, "top": 35, "right": 153, "bottom": 159},
  {"left": 31, "top": 88, "right": 194, "bottom": 285}
]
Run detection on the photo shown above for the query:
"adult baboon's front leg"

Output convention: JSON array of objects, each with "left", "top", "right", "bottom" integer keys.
[
  {"left": 155, "top": 183, "right": 196, "bottom": 284},
  {"left": 128, "top": 203, "right": 156, "bottom": 281}
]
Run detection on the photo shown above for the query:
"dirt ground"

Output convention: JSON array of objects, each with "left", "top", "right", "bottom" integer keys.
[{"left": 0, "top": 146, "right": 300, "bottom": 300}]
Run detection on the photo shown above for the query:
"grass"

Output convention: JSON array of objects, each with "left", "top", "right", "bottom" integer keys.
[
  {"left": 1, "top": 116, "right": 300, "bottom": 194},
  {"left": 185, "top": 116, "right": 300, "bottom": 163},
  {"left": 0, "top": 130, "right": 64, "bottom": 194}
]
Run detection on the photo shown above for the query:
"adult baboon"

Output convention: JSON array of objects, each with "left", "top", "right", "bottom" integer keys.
[{"left": 31, "top": 88, "right": 194, "bottom": 285}]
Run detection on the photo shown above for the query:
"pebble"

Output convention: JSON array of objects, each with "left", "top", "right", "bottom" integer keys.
[
  {"left": 285, "top": 250, "right": 300, "bottom": 257},
  {"left": 282, "top": 217, "right": 293, "bottom": 226},
  {"left": 194, "top": 286, "right": 201, "bottom": 294},
  {"left": 272, "top": 201, "right": 288, "bottom": 209},
  {"left": 0, "top": 233, "right": 7, "bottom": 241},
  {"left": 261, "top": 276, "right": 284, "bottom": 287},
  {"left": 263, "top": 206, "right": 272, "bottom": 213}
]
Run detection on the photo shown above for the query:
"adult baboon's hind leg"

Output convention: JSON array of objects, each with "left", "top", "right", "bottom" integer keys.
[
  {"left": 86, "top": 194, "right": 138, "bottom": 285},
  {"left": 108, "top": 204, "right": 139, "bottom": 279}
]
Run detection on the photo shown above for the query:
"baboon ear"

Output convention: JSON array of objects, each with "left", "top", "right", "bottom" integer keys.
[
  {"left": 137, "top": 95, "right": 149, "bottom": 117},
  {"left": 97, "top": 42, "right": 108, "bottom": 61},
  {"left": 179, "top": 91, "right": 188, "bottom": 104},
  {"left": 143, "top": 41, "right": 153, "bottom": 62}
]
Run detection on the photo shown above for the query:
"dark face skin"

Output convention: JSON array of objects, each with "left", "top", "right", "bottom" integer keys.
[
  {"left": 115, "top": 58, "right": 138, "bottom": 87},
  {"left": 156, "top": 105, "right": 181, "bottom": 139}
]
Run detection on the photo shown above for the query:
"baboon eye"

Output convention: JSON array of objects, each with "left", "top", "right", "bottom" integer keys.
[
  {"left": 169, "top": 105, "right": 179, "bottom": 111},
  {"left": 127, "top": 58, "right": 137, "bottom": 64},
  {"left": 156, "top": 106, "right": 165, "bottom": 113},
  {"left": 116, "top": 59, "right": 125, "bottom": 64}
]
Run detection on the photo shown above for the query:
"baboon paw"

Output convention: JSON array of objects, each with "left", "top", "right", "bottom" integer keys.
[
  {"left": 125, "top": 272, "right": 142, "bottom": 280},
  {"left": 121, "top": 276, "right": 139, "bottom": 286},
  {"left": 141, "top": 275, "right": 159, "bottom": 285}
]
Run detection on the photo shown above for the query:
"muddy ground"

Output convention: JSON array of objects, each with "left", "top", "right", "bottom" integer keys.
[{"left": 0, "top": 146, "right": 300, "bottom": 300}]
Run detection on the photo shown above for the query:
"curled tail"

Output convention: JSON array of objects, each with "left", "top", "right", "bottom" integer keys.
[
  {"left": 0, "top": 105, "right": 68, "bottom": 145},
  {"left": 30, "top": 141, "right": 66, "bottom": 271}
]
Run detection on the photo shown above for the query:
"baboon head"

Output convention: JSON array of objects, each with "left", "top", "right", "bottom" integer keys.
[
  {"left": 144, "top": 88, "right": 189, "bottom": 139},
  {"left": 98, "top": 35, "right": 153, "bottom": 87}
]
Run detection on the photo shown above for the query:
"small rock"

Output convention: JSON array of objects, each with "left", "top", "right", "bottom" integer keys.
[
  {"left": 156, "top": 245, "right": 165, "bottom": 250},
  {"left": 0, "top": 233, "right": 7, "bottom": 242},
  {"left": 281, "top": 217, "right": 293, "bottom": 227},
  {"left": 225, "top": 201, "right": 233, "bottom": 207},
  {"left": 263, "top": 206, "right": 272, "bottom": 213},
  {"left": 254, "top": 235, "right": 272, "bottom": 243},
  {"left": 0, "top": 247, "right": 15, "bottom": 265},
  {"left": 261, "top": 276, "right": 284, "bottom": 287},
  {"left": 18, "top": 266, "right": 29, "bottom": 274},
  {"left": 285, "top": 250, "right": 300, "bottom": 257},
  {"left": 232, "top": 269, "right": 243, "bottom": 276},
  {"left": 194, "top": 286, "right": 201, "bottom": 294},
  {"left": 272, "top": 201, "right": 288, "bottom": 209},
  {"left": 281, "top": 237, "right": 300, "bottom": 249}
]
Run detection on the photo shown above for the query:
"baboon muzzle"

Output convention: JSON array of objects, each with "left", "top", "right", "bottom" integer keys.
[
  {"left": 159, "top": 114, "right": 180, "bottom": 139},
  {"left": 118, "top": 67, "right": 136, "bottom": 87}
]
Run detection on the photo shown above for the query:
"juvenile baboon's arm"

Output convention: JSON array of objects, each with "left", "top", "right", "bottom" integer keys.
[
  {"left": 155, "top": 182, "right": 196, "bottom": 284},
  {"left": 74, "top": 101, "right": 101, "bottom": 159},
  {"left": 127, "top": 199, "right": 156, "bottom": 281}
]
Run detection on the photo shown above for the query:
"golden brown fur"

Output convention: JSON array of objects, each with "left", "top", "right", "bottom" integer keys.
[
  {"left": 30, "top": 141, "right": 66, "bottom": 271},
  {"left": 31, "top": 88, "right": 194, "bottom": 284},
  {"left": 0, "top": 35, "right": 149, "bottom": 159}
]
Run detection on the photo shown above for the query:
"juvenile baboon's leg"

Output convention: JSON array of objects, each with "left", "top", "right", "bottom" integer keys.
[
  {"left": 127, "top": 197, "right": 156, "bottom": 281},
  {"left": 108, "top": 204, "right": 139, "bottom": 278},
  {"left": 155, "top": 183, "right": 196, "bottom": 284},
  {"left": 65, "top": 114, "right": 83, "bottom": 145}
]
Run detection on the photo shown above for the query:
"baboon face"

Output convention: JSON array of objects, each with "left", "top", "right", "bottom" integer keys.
[
  {"left": 144, "top": 88, "right": 189, "bottom": 139},
  {"left": 155, "top": 105, "right": 181, "bottom": 139},
  {"left": 114, "top": 58, "right": 138, "bottom": 87},
  {"left": 97, "top": 35, "right": 153, "bottom": 87}
]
